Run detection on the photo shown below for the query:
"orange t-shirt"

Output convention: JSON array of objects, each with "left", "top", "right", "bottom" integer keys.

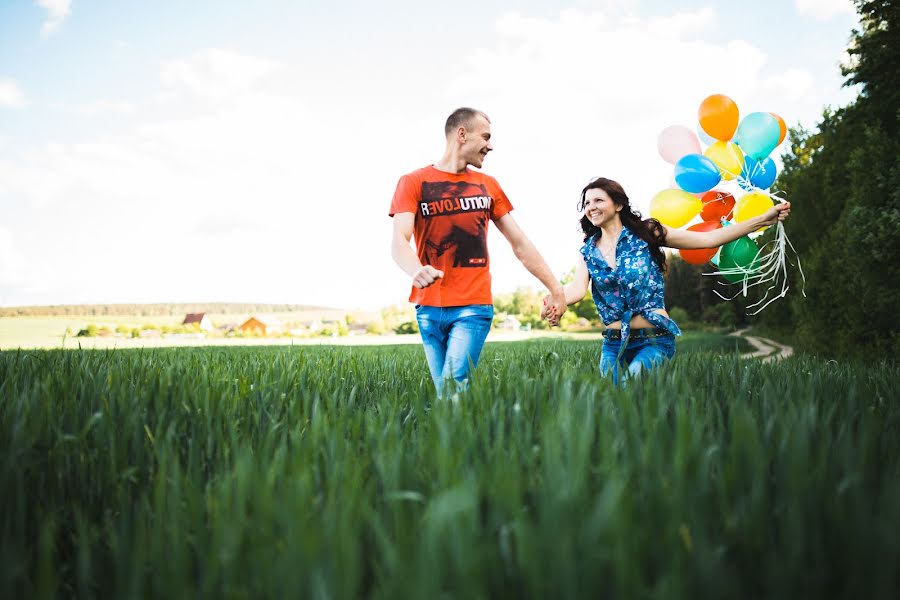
[{"left": 389, "top": 165, "right": 513, "bottom": 306}]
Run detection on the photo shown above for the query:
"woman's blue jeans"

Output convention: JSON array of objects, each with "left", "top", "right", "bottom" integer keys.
[
  {"left": 599, "top": 332, "right": 676, "bottom": 384},
  {"left": 415, "top": 304, "right": 493, "bottom": 397}
]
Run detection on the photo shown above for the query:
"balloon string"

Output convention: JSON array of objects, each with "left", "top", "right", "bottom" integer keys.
[{"left": 703, "top": 218, "right": 805, "bottom": 313}]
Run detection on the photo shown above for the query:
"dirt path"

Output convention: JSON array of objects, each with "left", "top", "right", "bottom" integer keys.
[{"left": 729, "top": 328, "right": 794, "bottom": 362}]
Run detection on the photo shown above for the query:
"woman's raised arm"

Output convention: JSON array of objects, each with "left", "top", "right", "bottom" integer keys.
[{"left": 662, "top": 202, "right": 791, "bottom": 249}]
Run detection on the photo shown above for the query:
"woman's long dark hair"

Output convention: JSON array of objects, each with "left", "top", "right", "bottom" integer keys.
[{"left": 579, "top": 177, "right": 667, "bottom": 273}]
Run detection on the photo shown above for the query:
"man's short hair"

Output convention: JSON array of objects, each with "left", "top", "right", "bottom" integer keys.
[{"left": 444, "top": 107, "right": 490, "bottom": 137}]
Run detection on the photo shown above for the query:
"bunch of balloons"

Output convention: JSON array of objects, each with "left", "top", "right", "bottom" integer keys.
[{"left": 652, "top": 94, "right": 803, "bottom": 312}]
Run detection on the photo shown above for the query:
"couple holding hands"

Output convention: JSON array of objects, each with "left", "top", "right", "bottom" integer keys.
[{"left": 390, "top": 107, "right": 790, "bottom": 395}]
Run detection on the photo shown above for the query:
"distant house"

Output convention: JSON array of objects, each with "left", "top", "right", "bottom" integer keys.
[
  {"left": 304, "top": 319, "right": 322, "bottom": 333},
  {"left": 497, "top": 315, "right": 522, "bottom": 330},
  {"left": 348, "top": 322, "right": 369, "bottom": 336},
  {"left": 183, "top": 313, "right": 214, "bottom": 332},
  {"left": 240, "top": 316, "right": 283, "bottom": 336}
]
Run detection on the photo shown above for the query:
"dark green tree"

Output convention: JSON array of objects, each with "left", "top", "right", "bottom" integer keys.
[{"left": 771, "top": 0, "right": 899, "bottom": 357}]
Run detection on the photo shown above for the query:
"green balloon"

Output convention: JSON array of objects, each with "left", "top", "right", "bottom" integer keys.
[{"left": 719, "top": 236, "right": 759, "bottom": 283}]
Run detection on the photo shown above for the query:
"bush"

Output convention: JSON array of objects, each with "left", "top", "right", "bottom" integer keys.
[
  {"left": 700, "top": 303, "right": 736, "bottom": 329},
  {"left": 557, "top": 310, "right": 579, "bottom": 329},
  {"left": 366, "top": 321, "right": 387, "bottom": 335},
  {"left": 394, "top": 321, "right": 419, "bottom": 335},
  {"left": 668, "top": 306, "right": 690, "bottom": 328}
]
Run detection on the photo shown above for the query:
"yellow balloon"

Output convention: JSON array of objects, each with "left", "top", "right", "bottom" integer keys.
[
  {"left": 704, "top": 141, "right": 744, "bottom": 180},
  {"left": 650, "top": 189, "right": 702, "bottom": 228},
  {"left": 734, "top": 192, "right": 774, "bottom": 224}
]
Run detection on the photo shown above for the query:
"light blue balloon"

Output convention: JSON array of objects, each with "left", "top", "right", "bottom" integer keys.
[
  {"left": 734, "top": 112, "right": 780, "bottom": 160},
  {"left": 674, "top": 153, "right": 721, "bottom": 193},
  {"left": 739, "top": 156, "right": 778, "bottom": 190},
  {"left": 696, "top": 122, "right": 716, "bottom": 146}
]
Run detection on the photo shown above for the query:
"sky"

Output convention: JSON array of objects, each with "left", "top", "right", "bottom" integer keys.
[{"left": 0, "top": 0, "right": 860, "bottom": 310}]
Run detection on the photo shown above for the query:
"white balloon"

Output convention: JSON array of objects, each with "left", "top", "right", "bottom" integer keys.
[{"left": 657, "top": 125, "right": 702, "bottom": 165}]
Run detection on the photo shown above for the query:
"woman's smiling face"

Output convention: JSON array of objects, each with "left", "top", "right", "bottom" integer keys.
[{"left": 583, "top": 188, "right": 622, "bottom": 227}]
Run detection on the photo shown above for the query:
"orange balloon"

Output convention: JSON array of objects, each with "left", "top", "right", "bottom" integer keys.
[
  {"left": 770, "top": 112, "right": 787, "bottom": 145},
  {"left": 680, "top": 221, "right": 722, "bottom": 264},
  {"left": 700, "top": 190, "right": 735, "bottom": 222},
  {"left": 698, "top": 94, "right": 739, "bottom": 141}
]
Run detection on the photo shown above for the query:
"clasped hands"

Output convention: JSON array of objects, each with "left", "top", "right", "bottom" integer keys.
[{"left": 541, "top": 292, "right": 567, "bottom": 327}]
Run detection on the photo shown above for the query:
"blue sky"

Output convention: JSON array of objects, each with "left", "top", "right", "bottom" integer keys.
[{"left": 0, "top": 0, "right": 860, "bottom": 309}]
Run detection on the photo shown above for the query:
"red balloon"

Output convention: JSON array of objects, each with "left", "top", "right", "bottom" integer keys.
[
  {"left": 680, "top": 221, "right": 721, "bottom": 264},
  {"left": 700, "top": 190, "right": 735, "bottom": 222}
]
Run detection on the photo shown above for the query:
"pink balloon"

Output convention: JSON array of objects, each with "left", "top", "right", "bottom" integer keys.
[{"left": 658, "top": 125, "right": 702, "bottom": 165}]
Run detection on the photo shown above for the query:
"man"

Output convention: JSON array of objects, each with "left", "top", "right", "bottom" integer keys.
[{"left": 389, "top": 107, "right": 567, "bottom": 396}]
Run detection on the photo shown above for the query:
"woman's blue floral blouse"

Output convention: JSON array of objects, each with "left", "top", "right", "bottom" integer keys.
[{"left": 581, "top": 226, "right": 682, "bottom": 347}]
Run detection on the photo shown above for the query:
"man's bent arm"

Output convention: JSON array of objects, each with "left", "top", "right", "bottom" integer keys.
[
  {"left": 495, "top": 213, "right": 566, "bottom": 319},
  {"left": 392, "top": 212, "right": 444, "bottom": 289},
  {"left": 392, "top": 213, "right": 423, "bottom": 276}
]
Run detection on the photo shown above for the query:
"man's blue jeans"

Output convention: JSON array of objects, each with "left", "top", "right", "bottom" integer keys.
[
  {"left": 415, "top": 304, "right": 494, "bottom": 397},
  {"left": 599, "top": 332, "right": 676, "bottom": 384}
]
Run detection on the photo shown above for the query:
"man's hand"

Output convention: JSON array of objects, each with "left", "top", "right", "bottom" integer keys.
[
  {"left": 541, "top": 295, "right": 557, "bottom": 326},
  {"left": 548, "top": 290, "right": 567, "bottom": 327},
  {"left": 540, "top": 295, "right": 553, "bottom": 320},
  {"left": 412, "top": 265, "right": 444, "bottom": 289}
]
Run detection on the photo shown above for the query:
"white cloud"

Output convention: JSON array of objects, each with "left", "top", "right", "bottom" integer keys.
[
  {"left": 0, "top": 47, "right": 406, "bottom": 307},
  {"left": 647, "top": 6, "right": 716, "bottom": 37},
  {"left": 159, "top": 48, "right": 279, "bottom": 103},
  {"left": 795, "top": 0, "right": 855, "bottom": 20},
  {"left": 0, "top": 79, "right": 26, "bottom": 108},
  {"left": 73, "top": 101, "right": 136, "bottom": 117},
  {"left": 764, "top": 68, "right": 815, "bottom": 101},
  {"left": 35, "top": 0, "right": 71, "bottom": 37},
  {"left": 0, "top": 227, "right": 27, "bottom": 286}
]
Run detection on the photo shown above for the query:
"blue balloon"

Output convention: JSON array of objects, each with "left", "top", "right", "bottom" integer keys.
[
  {"left": 696, "top": 122, "right": 715, "bottom": 146},
  {"left": 674, "top": 153, "right": 721, "bottom": 193},
  {"left": 734, "top": 112, "right": 780, "bottom": 160},
  {"left": 739, "top": 156, "right": 778, "bottom": 190}
]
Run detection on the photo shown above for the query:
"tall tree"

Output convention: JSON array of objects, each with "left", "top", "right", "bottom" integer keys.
[{"left": 772, "top": 0, "right": 899, "bottom": 358}]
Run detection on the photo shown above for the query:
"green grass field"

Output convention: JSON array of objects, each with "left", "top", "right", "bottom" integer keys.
[{"left": 1, "top": 338, "right": 897, "bottom": 598}]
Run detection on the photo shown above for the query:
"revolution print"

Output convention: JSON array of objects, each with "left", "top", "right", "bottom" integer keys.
[{"left": 419, "top": 181, "right": 491, "bottom": 268}]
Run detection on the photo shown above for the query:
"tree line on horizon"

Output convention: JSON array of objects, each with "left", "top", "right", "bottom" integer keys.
[{"left": 0, "top": 302, "right": 337, "bottom": 318}]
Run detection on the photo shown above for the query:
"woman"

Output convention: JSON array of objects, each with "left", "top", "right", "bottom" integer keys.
[{"left": 543, "top": 177, "right": 790, "bottom": 382}]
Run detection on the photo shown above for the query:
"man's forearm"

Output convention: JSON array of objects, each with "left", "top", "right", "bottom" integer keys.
[
  {"left": 392, "top": 240, "right": 423, "bottom": 277},
  {"left": 512, "top": 241, "right": 563, "bottom": 295}
]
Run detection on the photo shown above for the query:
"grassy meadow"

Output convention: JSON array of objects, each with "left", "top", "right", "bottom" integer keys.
[{"left": 1, "top": 337, "right": 897, "bottom": 598}]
